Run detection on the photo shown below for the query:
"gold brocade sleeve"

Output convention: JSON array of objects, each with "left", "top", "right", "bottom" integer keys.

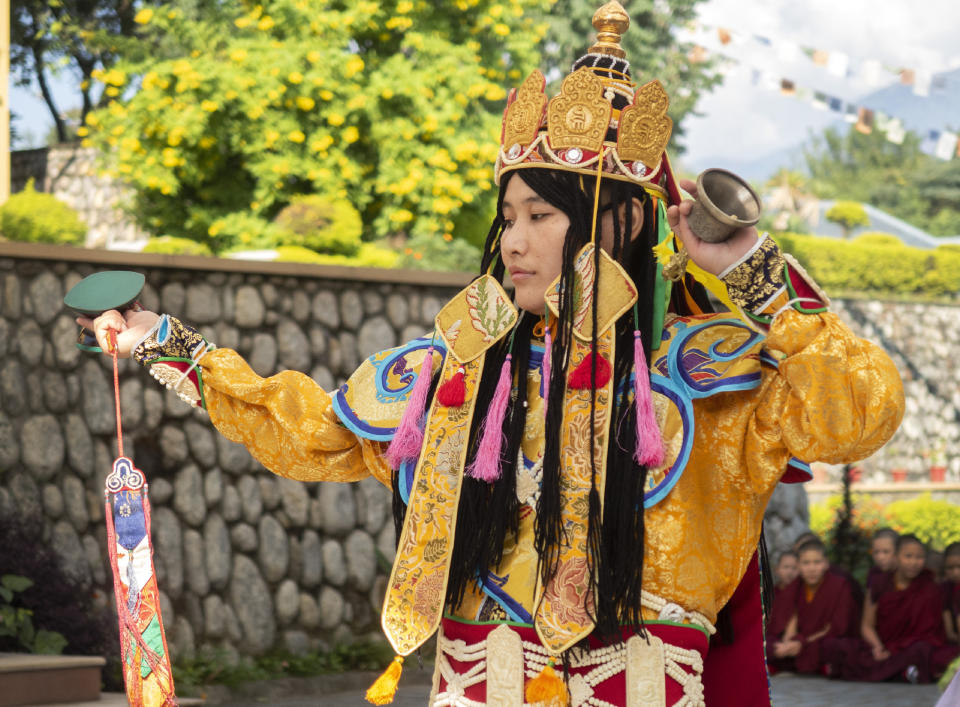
[
  {"left": 641, "top": 302, "right": 904, "bottom": 624},
  {"left": 757, "top": 306, "right": 905, "bottom": 470},
  {"left": 199, "top": 348, "right": 392, "bottom": 487}
]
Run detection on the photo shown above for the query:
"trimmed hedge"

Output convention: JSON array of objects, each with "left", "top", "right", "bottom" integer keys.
[
  {"left": 142, "top": 236, "right": 214, "bottom": 256},
  {"left": 774, "top": 232, "right": 960, "bottom": 297},
  {"left": 272, "top": 244, "right": 398, "bottom": 268}
]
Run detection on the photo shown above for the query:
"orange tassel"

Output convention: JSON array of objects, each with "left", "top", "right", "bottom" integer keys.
[
  {"left": 525, "top": 660, "right": 568, "bottom": 707},
  {"left": 365, "top": 655, "right": 404, "bottom": 705}
]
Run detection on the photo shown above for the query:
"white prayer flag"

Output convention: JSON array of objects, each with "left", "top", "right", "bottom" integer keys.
[
  {"left": 886, "top": 120, "right": 905, "bottom": 145},
  {"left": 777, "top": 41, "right": 800, "bottom": 64},
  {"left": 827, "top": 52, "right": 849, "bottom": 78},
  {"left": 914, "top": 69, "right": 932, "bottom": 96},
  {"left": 861, "top": 60, "right": 883, "bottom": 87},
  {"left": 935, "top": 131, "right": 957, "bottom": 160}
]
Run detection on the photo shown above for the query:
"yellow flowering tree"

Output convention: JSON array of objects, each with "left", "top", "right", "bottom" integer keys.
[{"left": 83, "top": 0, "right": 553, "bottom": 258}]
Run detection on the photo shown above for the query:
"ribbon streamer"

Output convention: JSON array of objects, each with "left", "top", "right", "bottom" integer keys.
[{"left": 104, "top": 330, "right": 178, "bottom": 706}]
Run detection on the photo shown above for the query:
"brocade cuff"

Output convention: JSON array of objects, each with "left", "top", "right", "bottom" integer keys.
[
  {"left": 721, "top": 235, "right": 786, "bottom": 312},
  {"left": 722, "top": 236, "right": 829, "bottom": 329},
  {"left": 133, "top": 314, "right": 215, "bottom": 408}
]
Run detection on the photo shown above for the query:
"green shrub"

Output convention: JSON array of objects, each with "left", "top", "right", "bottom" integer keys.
[
  {"left": 810, "top": 492, "right": 960, "bottom": 554},
  {"left": 825, "top": 200, "right": 870, "bottom": 237},
  {"left": 853, "top": 232, "right": 902, "bottom": 247},
  {"left": 273, "top": 196, "right": 362, "bottom": 256},
  {"left": 0, "top": 575, "right": 69, "bottom": 655},
  {"left": 885, "top": 493, "right": 960, "bottom": 551},
  {"left": 142, "top": 236, "right": 214, "bottom": 256},
  {"left": 0, "top": 179, "right": 86, "bottom": 245},
  {"left": 272, "top": 243, "right": 398, "bottom": 268},
  {"left": 773, "top": 232, "right": 960, "bottom": 297},
  {"left": 174, "top": 641, "right": 395, "bottom": 692},
  {"left": 209, "top": 211, "right": 285, "bottom": 252},
  {"left": 396, "top": 231, "right": 481, "bottom": 272}
]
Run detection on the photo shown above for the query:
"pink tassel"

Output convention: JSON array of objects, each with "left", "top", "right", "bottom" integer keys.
[
  {"left": 633, "top": 331, "right": 665, "bottom": 468},
  {"left": 466, "top": 354, "right": 513, "bottom": 483},
  {"left": 541, "top": 326, "right": 552, "bottom": 416},
  {"left": 385, "top": 347, "right": 434, "bottom": 469}
]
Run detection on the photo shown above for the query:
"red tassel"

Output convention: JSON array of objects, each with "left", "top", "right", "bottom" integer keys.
[
  {"left": 437, "top": 367, "right": 466, "bottom": 407},
  {"left": 466, "top": 354, "right": 513, "bottom": 482},
  {"left": 568, "top": 352, "right": 611, "bottom": 390},
  {"left": 385, "top": 347, "right": 434, "bottom": 469},
  {"left": 633, "top": 331, "right": 665, "bottom": 468}
]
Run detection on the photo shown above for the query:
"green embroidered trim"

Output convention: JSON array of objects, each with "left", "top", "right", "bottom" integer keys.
[
  {"left": 783, "top": 264, "right": 829, "bottom": 314},
  {"left": 442, "top": 614, "right": 711, "bottom": 639}
]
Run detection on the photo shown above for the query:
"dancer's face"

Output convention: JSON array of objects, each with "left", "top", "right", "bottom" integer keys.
[
  {"left": 500, "top": 175, "right": 570, "bottom": 315},
  {"left": 500, "top": 175, "right": 645, "bottom": 315}
]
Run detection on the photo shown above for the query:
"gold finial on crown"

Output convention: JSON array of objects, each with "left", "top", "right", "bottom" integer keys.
[{"left": 589, "top": 1, "right": 629, "bottom": 58}]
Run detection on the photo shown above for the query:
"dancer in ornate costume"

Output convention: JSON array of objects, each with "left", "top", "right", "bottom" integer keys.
[{"left": 80, "top": 3, "right": 904, "bottom": 705}]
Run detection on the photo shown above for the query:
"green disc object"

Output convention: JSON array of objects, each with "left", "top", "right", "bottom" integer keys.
[{"left": 64, "top": 271, "right": 145, "bottom": 318}]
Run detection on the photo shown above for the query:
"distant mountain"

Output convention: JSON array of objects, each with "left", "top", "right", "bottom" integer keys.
[{"left": 688, "top": 68, "right": 960, "bottom": 182}]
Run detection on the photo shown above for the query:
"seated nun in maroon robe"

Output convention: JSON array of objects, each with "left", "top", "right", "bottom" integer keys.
[
  {"left": 767, "top": 539, "right": 859, "bottom": 674},
  {"left": 825, "top": 535, "right": 960, "bottom": 683},
  {"left": 866, "top": 527, "right": 898, "bottom": 591},
  {"left": 942, "top": 542, "right": 960, "bottom": 645},
  {"left": 774, "top": 550, "right": 799, "bottom": 595}
]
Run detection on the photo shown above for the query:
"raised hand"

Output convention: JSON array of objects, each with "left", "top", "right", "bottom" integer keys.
[
  {"left": 77, "top": 309, "right": 161, "bottom": 358},
  {"left": 665, "top": 178, "right": 760, "bottom": 276}
]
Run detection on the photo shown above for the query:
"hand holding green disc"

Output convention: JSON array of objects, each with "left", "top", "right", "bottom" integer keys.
[{"left": 64, "top": 271, "right": 146, "bottom": 352}]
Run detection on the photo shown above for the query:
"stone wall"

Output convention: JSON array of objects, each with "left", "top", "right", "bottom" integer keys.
[
  {"left": 0, "top": 243, "right": 956, "bottom": 659},
  {"left": 10, "top": 144, "right": 148, "bottom": 249},
  {"left": 0, "top": 244, "right": 469, "bottom": 663}
]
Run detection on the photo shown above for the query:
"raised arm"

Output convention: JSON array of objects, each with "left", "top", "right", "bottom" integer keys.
[{"left": 81, "top": 309, "right": 390, "bottom": 487}]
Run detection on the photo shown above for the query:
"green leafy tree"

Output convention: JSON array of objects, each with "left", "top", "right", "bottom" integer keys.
[
  {"left": 804, "top": 126, "right": 929, "bottom": 201},
  {"left": 803, "top": 125, "right": 960, "bottom": 237},
  {"left": 541, "top": 0, "right": 720, "bottom": 152},
  {"left": 83, "top": 0, "right": 554, "bottom": 255},
  {"left": 10, "top": 0, "right": 164, "bottom": 143},
  {"left": 825, "top": 200, "right": 869, "bottom": 238}
]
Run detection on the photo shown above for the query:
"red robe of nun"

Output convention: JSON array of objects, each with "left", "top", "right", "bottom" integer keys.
[
  {"left": 942, "top": 580, "right": 960, "bottom": 639},
  {"left": 767, "top": 572, "right": 859, "bottom": 674},
  {"left": 826, "top": 570, "right": 960, "bottom": 682}
]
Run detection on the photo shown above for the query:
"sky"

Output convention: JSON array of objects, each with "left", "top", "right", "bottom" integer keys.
[
  {"left": 10, "top": 0, "right": 960, "bottom": 172},
  {"left": 678, "top": 0, "right": 960, "bottom": 173}
]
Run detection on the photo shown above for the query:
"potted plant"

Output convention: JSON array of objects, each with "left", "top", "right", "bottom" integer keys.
[{"left": 929, "top": 442, "right": 947, "bottom": 483}]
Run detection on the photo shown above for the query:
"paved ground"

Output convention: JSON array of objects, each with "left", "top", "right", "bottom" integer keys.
[{"left": 42, "top": 672, "right": 945, "bottom": 706}]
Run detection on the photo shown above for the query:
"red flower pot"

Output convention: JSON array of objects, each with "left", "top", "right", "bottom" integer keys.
[
  {"left": 930, "top": 466, "right": 947, "bottom": 483},
  {"left": 891, "top": 468, "right": 907, "bottom": 483}
]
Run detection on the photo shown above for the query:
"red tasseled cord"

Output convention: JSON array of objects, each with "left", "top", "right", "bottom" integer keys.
[
  {"left": 633, "top": 331, "right": 664, "bottom": 468},
  {"left": 385, "top": 347, "right": 434, "bottom": 469},
  {"left": 466, "top": 354, "right": 512, "bottom": 483},
  {"left": 568, "top": 352, "right": 611, "bottom": 390},
  {"left": 437, "top": 367, "right": 466, "bottom": 407}
]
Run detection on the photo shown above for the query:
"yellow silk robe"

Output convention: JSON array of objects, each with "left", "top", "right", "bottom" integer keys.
[{"left": 193, "top": 303, "right": 903, "bottom": 628}]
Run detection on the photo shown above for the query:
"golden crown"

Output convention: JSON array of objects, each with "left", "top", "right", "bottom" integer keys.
[{"left": 494, "top": 1, "right": 674, "bottom": 198}]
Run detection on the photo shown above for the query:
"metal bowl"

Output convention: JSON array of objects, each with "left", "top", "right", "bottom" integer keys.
[{"left": 686, "top": 168, "right": 762, "bottom": 243}]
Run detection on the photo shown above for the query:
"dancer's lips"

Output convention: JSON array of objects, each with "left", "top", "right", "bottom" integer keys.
[{"left": 509, "top": 267, "right": 534, "bottom": 281}]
